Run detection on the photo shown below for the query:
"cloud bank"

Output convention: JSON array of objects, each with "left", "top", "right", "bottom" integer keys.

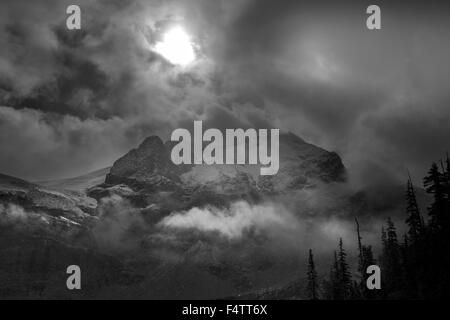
[
  {"left": 0, "top": 0, "right": 449, "bottom": 184},
  {"left": 159, "top": 201, "right": 299, "bottom": 239}
]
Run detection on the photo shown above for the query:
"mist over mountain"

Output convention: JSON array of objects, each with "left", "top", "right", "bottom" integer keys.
[
  {"left": 37, "top": 167, "right": 111, "bottom": 191},
  {"left": 0, "top": 132, "right": 425, "bottom": 299},
  {"left": 95, "top": 132, "right": 345, "bottom": 202},
  {"left": 0, "top": 0, "right": 448, "bottom": 302}
]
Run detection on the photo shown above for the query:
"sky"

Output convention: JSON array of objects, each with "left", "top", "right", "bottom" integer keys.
[{"left": 0, "top": 0, "right": 449, "bottom": 183}]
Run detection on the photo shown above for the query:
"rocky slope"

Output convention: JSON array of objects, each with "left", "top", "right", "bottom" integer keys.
[
  {"left": 0, "top": 173, "right": 97, "bottom": 221},
  {"left": 0, "top": 132, "right": 350, "bottom": 299},
  {"left": 1, "top": 133, "right": 425, "bottom": 299},
  {"left": 37, "top": 167, "right": 110, "bottom": 191},
  {"left": 89, "top": 132, "right": 346, "bottom": 209}
]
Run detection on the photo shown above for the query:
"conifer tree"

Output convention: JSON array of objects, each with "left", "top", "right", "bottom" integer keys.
[
  {"left": 328, "top": 251, "right": 340, "bottom": 299},
  {"left": 355, "top": 218, "right": 363, "bottom": 277},
  {"left": 362, "top": 245, "right": 376, "bottom": 269},
  {"left": 306, "top": 249, "right": 319, "bottom": 300},
  {"left": 381, "top": 226, "right": 387, "bottom": 253},
  {"left": 423, "top": 162, "right": 447, "bottom": 231},
  {"left": 444, "top": 154, "right": 450, "bottom": 213},
  {"left": 386, "top": 217, "right": 398, "bottom": 247},
  {"left": 355, "top": 217, "right": 376, "bottom": 298},
  {"left": 400, "top": 233, "right": 415, "bottom": 296},
  {"left": 382, "top": 218, "right": 402, "bottom": 295},
  {"left": 360, "top": 244, "right": 377, "bottom": 299},
  {"left": 338, "top": 238, "right": 352, "bottom": 299},
  {"left": 380, "top": 226, "right": 387, "bottom": 267},
  {"left": 446, "top": 153, "right": 450, "bottom": 186},
  {"left": 405, "top": 175, "right": 423, "bottom": 242}
]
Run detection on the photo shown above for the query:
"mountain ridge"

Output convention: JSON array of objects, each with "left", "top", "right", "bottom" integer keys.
[{"left": 98, "top": 132, "right": 346, "bottom": 199}]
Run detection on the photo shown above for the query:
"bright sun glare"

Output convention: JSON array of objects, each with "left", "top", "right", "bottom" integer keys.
[{"left": 154, "top": 26, "right": 196, "bottom": 66}]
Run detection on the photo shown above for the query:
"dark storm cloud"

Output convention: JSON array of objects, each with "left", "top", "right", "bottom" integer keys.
[
  {"left": 0, "top": 0, "right": 449, "bottom": 182},
  {"left": 211, "top": 0, "right": 450, "bottom": 183},
  {"left": 0, "top": 0, "right": 224, "bottom": 179}
]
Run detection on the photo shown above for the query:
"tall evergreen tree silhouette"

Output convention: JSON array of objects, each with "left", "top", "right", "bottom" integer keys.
[
  {"left": 444, "top": 154, "right": 450, "bottom": 215},
  {"left": 445, "top": 153, "right": 450, "bottom": 188},
  {"left": 306, "top": 249, "right": 319, "bottom": 300},
  {"left": 405, "top": 174, "right": 424, "bottom": 242},
  {"left": 381, "top": 226, "right": 387, "bottom": 259},
  {"left": 362, "top": 245, "right": 376, "bottom": 270},
  {"left": 360, "top": 244, "right": 377, "bottom": 298},
  {"left": 374, "top": 156, "right": 450, "bottom": 299},
  {"left": 338, "top": 238, "right": 351, "bottom": 299},
  {"left": 325, "top": 251, "right": 340, "bottom": 300},
  {"left": 381, "top": 218, "right": 402, "bottom": 295},
  {"left": 423, "top": 158, "right": 450, "bottom": 297},
  {"left": 423, "top": 162, "right": 447, "bottom": 231},
  {"left": 355, "top": 218, "right": 363, "bottom": 278},
  {"left": 386, "top": 218, "right": 399, "bottom": 249},
  {"left": 354, "top": 217, "right": 377, "bottom": 298}
]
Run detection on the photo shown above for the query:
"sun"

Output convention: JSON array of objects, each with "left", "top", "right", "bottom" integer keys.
[{"left": 154, "top": 26, "right": 196, "bottom": 66}]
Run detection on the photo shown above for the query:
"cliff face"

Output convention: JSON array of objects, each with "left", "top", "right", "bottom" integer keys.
[
  {"left": 0, "top": 132, "right": 348, "bottom": 299},
  {"left": 0, "top": 131, "right": 427, "bottom": 300},
  {"left": 0, "top": 173, "right": 97, "bottom": 220},
  {"left": 105, "top": 136, "right": 185, "bottom": 191},
  {"left": 101, "top": 132, "right": 346, "bottom": 200}
]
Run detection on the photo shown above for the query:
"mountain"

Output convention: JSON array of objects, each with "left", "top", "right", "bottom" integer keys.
[
  {"left": 105, "top": 136, "right": 187, "bottom": 191},
  {"left": 106, "top": 133, "right": 346, "bottom": 190},
  {"left": 88, "top": 132, "right": 346, "bottom": 210},
  {"left": 1, "top": 133, "right": 427, "bottom": 299},
  {"left": 0, "top": 172, "right": 143, "bottom": 299},
  {"left": 37, "top": 167, "right": 111, "bottom": 191},
  {"left": 0, "top": 173, "right": 97, "bottom": 220}
]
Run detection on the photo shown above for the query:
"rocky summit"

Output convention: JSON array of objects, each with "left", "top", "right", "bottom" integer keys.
[
  {"left": 89, "top": 132, "right": 346, "bottom": 208},
  {"left": 0, "top": 132, "right": 350, "bottom": 299}
]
